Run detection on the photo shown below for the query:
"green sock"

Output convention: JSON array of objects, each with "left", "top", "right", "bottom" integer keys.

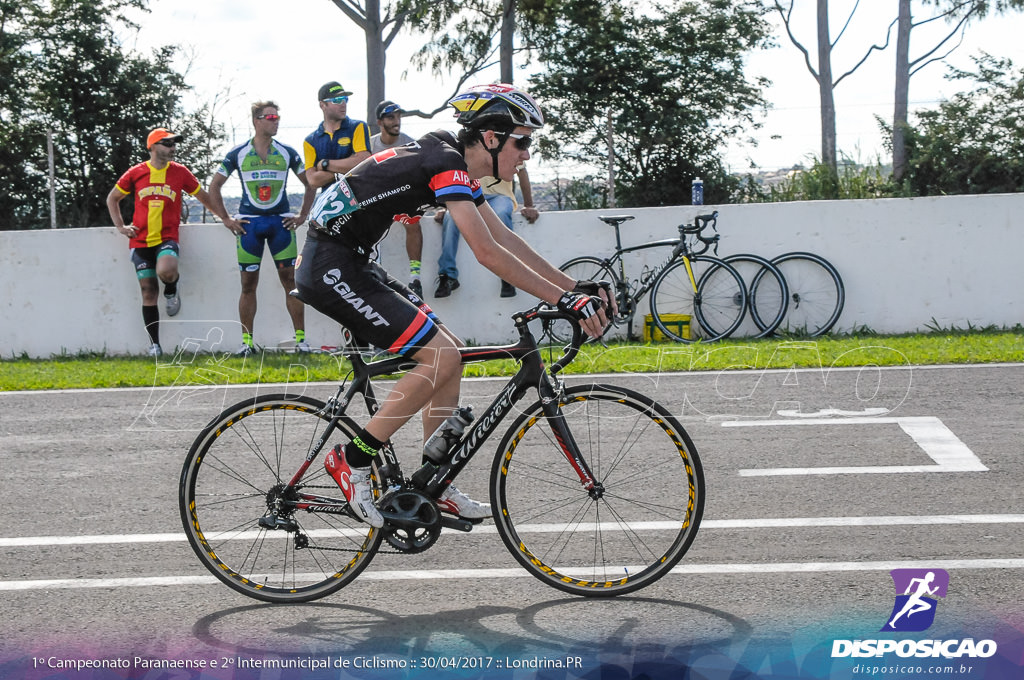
[
  {"left": 242, "top": 332, "right": 254, "bottom": 347},
  {"left": 295, "top": 329, "right": 305, "bottom": 344},
  {"left": 345, "top": 432, "right": 385, "bottom": 468},
  {"left": 409, "top": 259, "right": 421, "bottom": 279}
]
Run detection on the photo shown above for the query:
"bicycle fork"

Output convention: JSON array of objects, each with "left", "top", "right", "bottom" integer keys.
[{"left": 538, "top": 379, "right": 603, "bottom": 498}]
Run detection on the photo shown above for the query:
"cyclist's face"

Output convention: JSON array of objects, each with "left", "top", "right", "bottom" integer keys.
[
  {"left": 321, "top": 98, "right": 348, "bottom": 121},
  {"left": 490, "top": 126, "right": 533, "bottom": 181},
  {"left": 378, "top": 112, "right": 402, "bottom": 136},
  {"left": 150, "top": 140, "right": 176, "bottom": 163},
  {"left": 254, "top": 107, "right": 281, "bottom": 133}
]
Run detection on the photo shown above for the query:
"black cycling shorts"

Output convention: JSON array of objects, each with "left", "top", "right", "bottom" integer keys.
[
  {"left": 295, "top": 234, "right": 440, "bottom": 356},
  {"left": 130, "top": 240, "right": 179, "bottom": 278}
]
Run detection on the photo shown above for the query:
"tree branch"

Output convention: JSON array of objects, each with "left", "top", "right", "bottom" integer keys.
[
  {"left": 833, "top": 15, "right": 897, "bottom": 87},
  {"left": 328, "top": 0, "right": 367, "bottom": 28},
  {"left": 910, "top": 30, "right": 967, "bottom": 77},
  {"left": 831, "top": 0, "right": 861, "bottom": 48},
  {"left": 773, "top": 0, "right": 819, "bottom": 81},
  {"left": 908, "top": 5, "right": 977, "bottom": 69}
]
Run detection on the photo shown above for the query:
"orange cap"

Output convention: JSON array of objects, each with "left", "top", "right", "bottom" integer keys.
[{"left": 146, "top": 128, "right": 184, "bottom": 149}]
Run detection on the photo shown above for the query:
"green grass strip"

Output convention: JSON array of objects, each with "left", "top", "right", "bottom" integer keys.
[{"left": 2, "top": 329, "right": 1021, "bottom": 392}]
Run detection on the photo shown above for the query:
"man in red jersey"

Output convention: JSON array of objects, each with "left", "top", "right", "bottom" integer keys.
[{"left": 107, "top": 128, "right": 229, "bottom": 356}]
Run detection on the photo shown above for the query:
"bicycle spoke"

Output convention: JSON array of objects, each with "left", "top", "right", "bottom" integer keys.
[
  {"left": 180, "top": 395, "right": 381, "bottom": 603},
  {"left": 493, "top": 385, "right": 704, "bottom": 596}
]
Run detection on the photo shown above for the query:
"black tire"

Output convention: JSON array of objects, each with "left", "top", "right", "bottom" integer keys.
[
  {"left": 649, "top": 256, "right": 747, "bottom": 342},
  {"left": 491, "top": 384, "right": 704, "bottom": 597},
  {"left": 179, "top": 394, "right": 382, "bottom": 603},
  {"left": 724, "top": 254, "right": 789, "bottom": 338},
  {"left": 548, "top": 256, "right": 622, "bottom": 344},
  {"left": 770, "top": 252, "right": 845, "bottom": 337}
]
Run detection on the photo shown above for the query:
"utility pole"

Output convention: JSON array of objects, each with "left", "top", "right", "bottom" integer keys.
[
  {"left": 606, "top": 109, "right": 615, "bottom": 208},
  {"left": 47, "top": 129, "right": 57, "bottom": 229}
]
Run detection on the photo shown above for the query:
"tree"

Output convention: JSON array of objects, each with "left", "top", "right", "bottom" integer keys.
[
  {"left": 0, "top": 0, "right": 48, "bottom": 228},
  {"left": 1, "top": 0, "right": 222, "bottom": 230},
  {"left": 529, "top": 0, "right": 771, "bottom": 207},
  {"left": 900, "top": 53, "right": 1024, "bottom": 195},
  {"left": 773, "top": 0, "right": 895, "bottom": 174},
  {"left": 324, "top": 0, "right": 443, "bottom": 126},
  {"left": 402, "top": 0, "right": 539, "bottom": 118},
  {"left": 891, "top": 0, "right": 1024, "bottom": 181}
]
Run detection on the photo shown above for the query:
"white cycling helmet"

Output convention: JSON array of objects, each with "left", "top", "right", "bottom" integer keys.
[{"left": 449, "top": 84, "right": 544, "bottom": 131}]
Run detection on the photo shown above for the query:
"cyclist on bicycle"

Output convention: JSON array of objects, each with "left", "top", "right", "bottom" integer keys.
[{"left": 295, "top": 84, "right": 611, "bottom": 527}]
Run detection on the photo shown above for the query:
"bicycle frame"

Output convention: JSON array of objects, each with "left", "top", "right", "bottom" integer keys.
[
  {"left": 287, "top": 309, "right": 600, "bottom": 517},
  {"left": 597, "top": 231, "right": 702, "bottom": 328}
]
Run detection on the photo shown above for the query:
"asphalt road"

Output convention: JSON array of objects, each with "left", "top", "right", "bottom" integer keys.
[{"left": 1, "top": 361, "right": 1022, "bottom": 678}]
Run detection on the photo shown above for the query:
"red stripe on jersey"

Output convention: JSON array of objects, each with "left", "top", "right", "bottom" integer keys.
[{"left": 429, "top": 169, "right": 473, "bottom": 193}]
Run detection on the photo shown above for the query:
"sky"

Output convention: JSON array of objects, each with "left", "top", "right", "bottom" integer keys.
[{"left": 124, "top": 0, "right": 1023, "bottom": 185}]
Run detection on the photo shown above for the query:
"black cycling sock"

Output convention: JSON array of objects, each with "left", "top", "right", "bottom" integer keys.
[
  {"left": 344, "top": 430, "right": 385, "bottom": 468},
  {"left": 142, "top": 305, "right": 160, "bottom": 344},
  {"left": 163, "top": 277, "right": 178, "bottom": 297}
]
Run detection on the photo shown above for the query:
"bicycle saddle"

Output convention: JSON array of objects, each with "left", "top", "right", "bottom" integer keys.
[{"left": 598, "top": 215, "right": 635, "bottom": 226}]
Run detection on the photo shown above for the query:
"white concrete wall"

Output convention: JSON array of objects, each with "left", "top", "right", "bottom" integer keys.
[{"left": 2, "top": 193, "right": 1021, "bottom": 358}]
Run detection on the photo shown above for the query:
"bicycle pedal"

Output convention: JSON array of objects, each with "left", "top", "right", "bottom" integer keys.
[{"left": 440, "top": 515, "right": 476, "bottom": 532}]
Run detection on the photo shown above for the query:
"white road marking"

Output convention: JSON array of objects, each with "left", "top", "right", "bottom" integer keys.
[
  {"left": 3, "top": 514, "right": 1022, "bottom": 547},
  {"left": 3, "top": 559, "right": 1024, "bottom": 592},
  {"left": 723, "top": 416, "right": 988, "bottom": 476}
]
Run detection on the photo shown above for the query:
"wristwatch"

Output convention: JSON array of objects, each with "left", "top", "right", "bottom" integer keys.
[{"left": 319, "top": 158, "right": 330, "bottom": 171}]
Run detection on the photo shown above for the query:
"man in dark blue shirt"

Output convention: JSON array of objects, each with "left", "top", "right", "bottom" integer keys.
[{"left": 303, "top": 81, "right": 371, "bottom": 190}]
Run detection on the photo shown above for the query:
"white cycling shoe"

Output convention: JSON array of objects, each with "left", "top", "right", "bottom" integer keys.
[{"left": 437, "top": 485, "right": 491, "bottom": 520}]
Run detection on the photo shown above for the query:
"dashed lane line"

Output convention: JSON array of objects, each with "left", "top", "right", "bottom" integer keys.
[
  {"left": 3, "top": 514, "right": 1022, "bottom": 547},
  {"left": 2, "top": 559, "right": 1024, "bottom": 592}
]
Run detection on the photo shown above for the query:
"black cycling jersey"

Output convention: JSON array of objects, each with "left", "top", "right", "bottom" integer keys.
[
  {"left": 298, "top": 130, "right": 485, "bottom": 356},
  {"left": 308, "top": 130, "right": 485, "bottom": 255}
]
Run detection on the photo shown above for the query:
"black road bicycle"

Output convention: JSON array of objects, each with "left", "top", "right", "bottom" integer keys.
[
  {"left": 547, "top": 213, "right": 748, "bottom": 344},
  {"left": 179, "top": 306, "right": 705, "bottom": 602}
]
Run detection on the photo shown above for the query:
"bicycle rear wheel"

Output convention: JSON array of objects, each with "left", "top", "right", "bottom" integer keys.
[
  {"left": 179, "top": 393, "right": 382, "bottom": 603},
  {"left": 548, "top": 256, "right": 622, "bottom": 344},
  {"left": 491, "top": 384, "right": 704, "bottom": 597},
  {"left": 771, "top": 252, "right": 845, "bottom": 336},
  {"left": 724, "top": 254, "right": 789, "bottom": 338},
  {"left": 650, "top": 256, "right": 746, "bottom": 342}
]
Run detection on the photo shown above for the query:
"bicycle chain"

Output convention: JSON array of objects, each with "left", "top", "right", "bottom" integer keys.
[{"left": 294, "top": 485, "right": 411, "bottom": 556}]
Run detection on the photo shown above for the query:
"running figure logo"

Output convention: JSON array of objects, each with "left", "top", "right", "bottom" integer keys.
[{"left": 881, "top": 568, "right": 949, "bottom": 632}]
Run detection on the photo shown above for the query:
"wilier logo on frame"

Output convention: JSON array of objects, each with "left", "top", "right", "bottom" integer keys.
[{"left": 881, "top": 568, "right": 949, "bottom": 632}]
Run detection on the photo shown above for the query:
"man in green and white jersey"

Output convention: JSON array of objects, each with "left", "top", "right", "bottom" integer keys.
[{"left": 209, "top": 101, "right": 316, "bottom": 355}]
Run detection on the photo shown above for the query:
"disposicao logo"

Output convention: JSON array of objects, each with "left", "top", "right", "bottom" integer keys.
[
  {"left": 831, "top": 568, "right": 998, "bottom": 660},
  {"left": 882, "top": 568, "right": 949, "bottom": 632}
]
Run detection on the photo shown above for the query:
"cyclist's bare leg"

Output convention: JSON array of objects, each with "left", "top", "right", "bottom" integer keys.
[
  {"left": 138, "top": 276, "right": 159, "bottom": 306},
  {"left": 418, "top": 323, "right": 465, "bottom": 444},
  {"left": 361, "top": 331, "right": 463, "bottom": 445},
  {"left": 276, "top": 265, "right": 305, "bottom": 335},
  {"left": 155, "top": 251, "right": 180, "bottom": 290},
  {"left": 238, "top": 269, "right": 259, "bottom": 334}
]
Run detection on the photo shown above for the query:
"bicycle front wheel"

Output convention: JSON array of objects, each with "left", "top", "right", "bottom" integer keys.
[
  {"left": 771, "top": 251, "right": 845, "bottom": 337},
  {"left": 491, "top": 384, "right": 704, "bottom": 597},
  {"left": 650, "top": 256, "right": 747, "bottom": 342},
  {"left": 179, "top": 394, "right": 383, "bottom": 603}
]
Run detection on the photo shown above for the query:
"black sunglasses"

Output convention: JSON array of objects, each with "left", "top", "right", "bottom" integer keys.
[
  {"left": 503, "top": 132, "right": 533, "bottom": 151},
  {"left": 156, "top": 140, "right": 177, "bottom": 148}
]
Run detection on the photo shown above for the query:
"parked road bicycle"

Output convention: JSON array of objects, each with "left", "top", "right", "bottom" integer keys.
[
  {"left": 179, "top": 305, "right": 705, "bottom": 602},
  {"left": 549, "top": 212, "right": 846, "bottom": 343},
  {"left": 547, "top": 213, "right": 748, "bottom": 344},
  {"left": 697, "top": 214, "right": 844, "bottom": 338},
  {"left": 763, "top": 251, "right": 845, "bottom": 337}
]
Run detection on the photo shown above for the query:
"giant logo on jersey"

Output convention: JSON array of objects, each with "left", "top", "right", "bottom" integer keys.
[{"left": 322, "top": 269, "right": 390, "bottom": 327}]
